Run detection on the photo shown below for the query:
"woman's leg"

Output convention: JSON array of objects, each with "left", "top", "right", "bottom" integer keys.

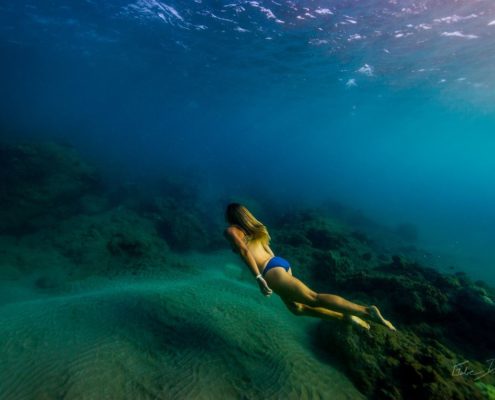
[
  {"left": 283, "top": 298, "right": 344, "bottom": 320},
  {"left": 313, "top": 294, "right": 396, "bottom": 331},
  {"left": 268, "top": 269, "right": 371, "bottom": 318},
  {"left": 282, "top": 299, "right": 370, "bottom": 330},
  {"left": 315, "top": 293, "right": 370, "bottom": 318},
  {"left": 267, "top": 268, "right": 396, "bottom": 331}
]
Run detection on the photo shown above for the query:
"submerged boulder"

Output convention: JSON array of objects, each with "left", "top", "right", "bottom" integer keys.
[
  {"left": 315, "top": 321, "right": 488, "bottom": 400},
  {"left": 271, "top": 209, "right": 495, "bottom": 399},
  {"left": 139, "top": 197, "right": 212, "bottom": 253},
  {"left": 310, "top": 258, "right": 495, "bottom": 398},
  {"left": 1, "top": 208, "right": 170, "bottom": 281},
  {"left": 0, "top": 141, "right": 100, "bottom": 234}
]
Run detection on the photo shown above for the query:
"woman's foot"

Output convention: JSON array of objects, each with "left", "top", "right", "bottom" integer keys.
[
  {"left": 367, "top": 305, "right": 397, "bottom": 331},
  {"left": 344, "top": 313, "right": 370, "bottom": 330}
]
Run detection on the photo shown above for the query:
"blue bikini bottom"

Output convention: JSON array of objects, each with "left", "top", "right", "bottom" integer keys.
[{"left": 262, "top": 256, "right": 291, "bottom": 277}]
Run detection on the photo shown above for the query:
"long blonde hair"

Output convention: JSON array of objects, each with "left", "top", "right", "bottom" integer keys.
[{"left": 225, "top": 203, "right": 271, "bottom": 245}]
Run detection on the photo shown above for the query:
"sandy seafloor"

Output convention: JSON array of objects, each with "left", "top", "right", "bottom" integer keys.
[{"left": 0, "top": 250, "right": 364, "bottom": 400}]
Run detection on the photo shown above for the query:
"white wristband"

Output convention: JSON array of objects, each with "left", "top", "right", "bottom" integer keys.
[{"left": 255, "top": 274, "right": 262, "bottom": 280}]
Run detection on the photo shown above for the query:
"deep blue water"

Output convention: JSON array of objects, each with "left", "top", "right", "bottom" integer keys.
[{"left": 1, "top": 0, "right": 495, "bottom": 284}]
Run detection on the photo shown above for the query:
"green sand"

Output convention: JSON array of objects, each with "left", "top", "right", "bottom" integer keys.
[{"left": 0, "top": 251, "right": 364, "bottom": 399}]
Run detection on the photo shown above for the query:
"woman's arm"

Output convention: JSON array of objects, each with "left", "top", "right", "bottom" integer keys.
[
  {"left": 224, "top": 227, "right": 261, "bottom": 278},
  {"left": 224, "top": 227, "right": 273, "bottom": 296}
]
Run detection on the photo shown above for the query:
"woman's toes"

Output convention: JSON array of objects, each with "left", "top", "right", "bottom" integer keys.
[
  {"left": 345, "top": 314, "right": 370, "bottom": 330},
  {"left": 350, "top": 315, "right": 371, "bottom": 330},
  {"left": 369, "top": 305, "right": 397, "bottom": 331}
]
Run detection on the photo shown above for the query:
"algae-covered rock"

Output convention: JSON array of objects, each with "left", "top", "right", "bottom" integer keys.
[
  {"left": 476, "top": 382, "right": 495, "bottom": 400},
  {"left": 3, "top": 208, "right": 170, "bottom": 280},
  {"left": 270, "top": 209, "right": 495, "bottom": 399},
  {"left": 140, "top": 197, "right": 209, "bottom": 252},
  {"left": 315, "top": 321, "right": 488, "bottom": 400},
  {"left": 273, "top": 209, "right": 377, "bottom": 287},
  {"left": 0, "top": 141, "right": 100, "bottom": 234}
]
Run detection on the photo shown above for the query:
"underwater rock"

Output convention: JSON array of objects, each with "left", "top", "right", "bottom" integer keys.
[
  {"left": 434, "top": 274, "right": 462, "bottom": 290},
  {"left": 277, "top": 231, "right": 312, "bottom": 247},
  {"left": 280, "top": 212, "right": 351, "bottom": 252},
  {"left": 315, "top": 321, "right": 488, "bottom": 400},
  {"left": 155, "top": 174, "right": 201, "bottom": 208},
  {"left": 453, "top": 287, "right": 495, "bottom": 329},
  {"left": 351, "top": 230, "right": 372, "bottom": 245},
  {"left": 273, "top": 209, "right": 495, "bottom": 398},
  {"left": 310, "top": 249, "right": 355, "bottom": 286},
  {"left": 274, "top": 211, "right": 378, "bottom": 288},
  {"left": 107, "top": 170, "right": 228, "bottom": 253},
  {"left": 391, "top": 254, "right": 406, "bottom": 268},
  {"left": 107, "top": 232, "right": 149, "bottom": 258},
  {"left": 4, "top": 208, "right": 170, "bottom": 279},
  {"left": 141, "top": 197, "right": 210, "bottom": 252},
  {"left": 306, "top": 226, "right": 348, "bottom": 250},
  {"left": 0, "top": 141, "right": 100, "bottom": 234},
  {"left": 475, "top": 382, "right": 495, "bottom": 399},
  {"left": 310, "top": 260, "right": 495, "bottom": 393}
]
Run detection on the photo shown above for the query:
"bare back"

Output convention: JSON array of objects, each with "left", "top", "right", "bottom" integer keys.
[{"left": 228, "top": 225, "right": 274, "bottom": 271}]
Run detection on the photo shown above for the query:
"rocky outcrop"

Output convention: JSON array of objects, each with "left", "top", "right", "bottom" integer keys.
[
  {"left": 0, "top": 141, "right": 100, "bottom": 234},
  {"left": 271, "top": 211, "right": 495, "bottom": 399},
  {"left": 315, "top": 319, "right": 489, "bottom": 400}
]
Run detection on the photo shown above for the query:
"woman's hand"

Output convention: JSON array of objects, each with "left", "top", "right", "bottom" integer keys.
[{"left": 257, "top": 276, "right": 273, "bottom": 297}]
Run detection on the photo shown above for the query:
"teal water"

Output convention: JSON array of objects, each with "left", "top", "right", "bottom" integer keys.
[
  {"left": 1, "top": 1, "right": 494, "bottom": 284},
  {"left": 1, "top": 1, "right": 495, "bottom": 399}
]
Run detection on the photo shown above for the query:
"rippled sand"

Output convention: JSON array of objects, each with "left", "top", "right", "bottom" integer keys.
[{"left": 0, "top": 251, "right": 364, "bottom": 399}]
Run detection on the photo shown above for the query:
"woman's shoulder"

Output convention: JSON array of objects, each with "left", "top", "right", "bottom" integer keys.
[
  {"left": 225, "top": 225, "right": 244, "bottom": 238},
  {"left": 227, "top": 224, "right": 246, "bottom": 234},
  {"left": 227, "top": 225, "right": 252, "bottom": 243}
]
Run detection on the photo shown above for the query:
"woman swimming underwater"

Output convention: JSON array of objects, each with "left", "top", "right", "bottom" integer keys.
[{"left": 224, "top": 203, "right": 397, "bottom": 331}]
